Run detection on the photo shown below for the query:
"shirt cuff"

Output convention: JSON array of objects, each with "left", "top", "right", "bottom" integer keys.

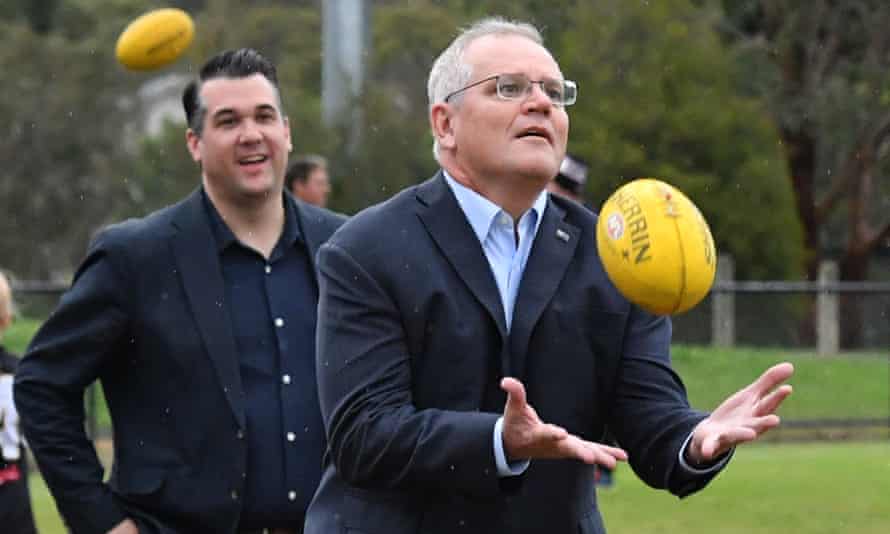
[
  {"left": 677, "top": 431, "right": 733, "bottom": 474},
  {"left": 493, "top": 416, "right": 530, "bottom": 477}
]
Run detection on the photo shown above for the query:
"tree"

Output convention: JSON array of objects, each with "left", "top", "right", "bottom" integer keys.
[
  {"left": 721, "top": 0, "right": 890, "bottom": 346},
  {"left": 557, "top": 0, "right": 803, "bottom": 280},
  {"left": 0, "top": 1, "right": 151, "bottom": 278}
]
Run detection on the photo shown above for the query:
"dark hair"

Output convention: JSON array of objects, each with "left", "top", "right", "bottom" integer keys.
[
  {"left": 285, "top": 155, "right": 328, "bottom": 191},
  {"left": 182, "top": 48, "right": 281, "bottom": 136},
  {"left": 554, "top": 154, "right": 588, "bottom": 195}
]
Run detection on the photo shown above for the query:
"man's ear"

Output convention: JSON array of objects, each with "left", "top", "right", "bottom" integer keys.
[
  {"left": 284, "top": 116, "right": 293, "bottom": 153},
  {"left": 186, "top": 129, "right": 202, "bottom": 163},
  {"left": 430, "top": 102, "right": 457, "bottom": 152}
]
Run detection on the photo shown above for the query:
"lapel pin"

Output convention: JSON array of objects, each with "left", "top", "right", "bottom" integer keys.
[{"left": 555, "top": 228, "right": 570, "bottom": 242}]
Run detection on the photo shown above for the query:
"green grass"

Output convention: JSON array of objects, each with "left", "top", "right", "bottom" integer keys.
[
  {"left": 3, "top": 317, "right": 41, "bottom": 354},
  {"left": 29, "top": 474, "right": 67, "bottom": 534},
  {"left": 600, "top": 441, "right": 890, "bottom": 533},
  {"left": 25, "top": 442, "right": 890, "bottom": 533},
  {"left": 8, "top": 321, "right": 889, "bottom": 532},
  {"left": 672, "top": 345, "right": 889, "bottom": 419}
]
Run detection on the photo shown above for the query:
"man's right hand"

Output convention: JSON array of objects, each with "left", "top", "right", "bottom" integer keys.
[
  {"left": 107, "top": 518, "right": 139, "bottom": 534},
  {"left": 500, "top": 377, "right": 628, "bottom": 468}
]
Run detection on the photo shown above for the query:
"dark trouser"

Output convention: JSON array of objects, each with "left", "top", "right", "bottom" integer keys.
[{"left": 0, "top": 463, "right": 38, "bottom": 534}]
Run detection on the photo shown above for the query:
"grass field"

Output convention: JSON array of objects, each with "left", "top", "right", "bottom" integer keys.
[
  {"left": 671, "top": 344, "right": 888, "bottom": 420},
  {"left": 6, "top": 319, "right": 889, "bottom": 532},
  {"left": 27, "top": 442, "right": 890, "bottom": 533},
  {"left": 599, "top": 441, "right": 890, "bottom": 534}
]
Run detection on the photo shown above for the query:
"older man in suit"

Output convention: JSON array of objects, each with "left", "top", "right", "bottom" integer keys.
[
  {"left": 15, "top": 49, "right": 344, "bottom": 534},
  {"left": 305, "top": 17, "right": 793, "bottom": 534}
]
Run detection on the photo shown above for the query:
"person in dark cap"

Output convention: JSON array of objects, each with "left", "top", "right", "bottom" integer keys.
[{"left": 547, "top": 153, "right": 588, "bottom": 203}]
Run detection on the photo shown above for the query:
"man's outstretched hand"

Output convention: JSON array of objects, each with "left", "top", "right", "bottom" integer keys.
[
  {"left": 687, "top": 362, "right": 794, "bottom": 465},
  {"left": 500, "top": 377, "right": 628, "bottom": 469}
]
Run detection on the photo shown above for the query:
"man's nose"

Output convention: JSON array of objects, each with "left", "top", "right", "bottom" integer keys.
[
  {"left": 238, "top": 120, "right": 262, "bottom": 142},
  {"left": 522, "top": 82, "right": 553, "bottom": 111}
]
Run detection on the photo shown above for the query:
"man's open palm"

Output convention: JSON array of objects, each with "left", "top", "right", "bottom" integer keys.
[
  {"left": 500, "top": 377, "right": 628, "bottom": 468},
  {"left": 688, "top": 362, "right": 794, "bottom": 463}
]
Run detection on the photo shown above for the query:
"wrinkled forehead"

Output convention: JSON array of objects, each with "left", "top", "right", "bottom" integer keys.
[{"left": 464, "top": 34, "right": 563, "bottom": 80}]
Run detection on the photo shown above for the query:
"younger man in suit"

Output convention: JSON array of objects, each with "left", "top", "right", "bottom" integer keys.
[
  {"left": 15, "top": 49, "right": 344, "bottom": 534},
  {"left": 305, "top": 17, "right": 793, "bottom": 534}
]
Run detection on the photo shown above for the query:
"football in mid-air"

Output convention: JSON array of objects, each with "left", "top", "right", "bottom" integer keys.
[
  {"left": 596, "top": 178, "right": 716, "bottom": 315},
  {"left": 115, "top": 8, "right": 195, "bottom": 71}
]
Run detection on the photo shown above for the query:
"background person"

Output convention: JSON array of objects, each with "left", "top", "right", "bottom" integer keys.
[
  {"left": 15, "top": 49, "right": 345, "bottom": 534},
  {"left": 285, "top": 155, "right": 331, "bottom": 208},
  {"left": 0, "top": 271, "right": 38, "bottom": 534},
  {"left": 546, "top": 153, "right": 587, "bottom": 203}
]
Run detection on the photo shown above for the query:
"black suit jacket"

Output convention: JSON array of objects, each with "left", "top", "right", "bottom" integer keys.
[
  {"left": 305, "top": 173, "right": 723, "bottom": 534},
  {"left": 14, "top": 189, "right": 345, "bottom": 534}
]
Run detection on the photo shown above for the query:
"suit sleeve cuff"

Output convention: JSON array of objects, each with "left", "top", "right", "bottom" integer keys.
[
  {"left": 493, "top": 416, "right": 530, "bottom": 477},
  {"left": 677, "top": 431, "right": 733, "bottom": 474}
]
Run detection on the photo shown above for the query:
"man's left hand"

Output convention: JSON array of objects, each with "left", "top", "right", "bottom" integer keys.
[{"left": 687, "top": 362, "right": 794, "bottom": 465}]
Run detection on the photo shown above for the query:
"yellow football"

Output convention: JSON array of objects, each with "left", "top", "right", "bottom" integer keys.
[
  {"left": 115, "top": 8, "right": 195, "bottom": 71},
  {"left": 596, "top": 178, "right": 716, "bottom": 315}
]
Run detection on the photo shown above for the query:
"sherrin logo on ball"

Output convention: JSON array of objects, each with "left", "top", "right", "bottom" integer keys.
[
  {"left": 115, "top": 8, "right": 195, "bottom": 71},
  {"left": 595, "top": 178, "right": 716, "bottom": 315}
]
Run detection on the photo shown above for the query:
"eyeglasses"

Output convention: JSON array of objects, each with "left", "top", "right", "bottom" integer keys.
[{"left": 444, "top": 73, "right": 577, "bottom": 107}]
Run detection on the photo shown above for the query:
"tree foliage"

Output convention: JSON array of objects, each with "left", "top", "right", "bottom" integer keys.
[
  {"left": 720, "top": 0, "right": 890, "bottom": 278},
  {"left": 557, "top": 0, "right": 802, "bottom": 279},
  {"left": 720, "top": 0, "right": 890, "bottom": 345},
  {"left": 0, "top": 0, "right": 152, "bottom": 278},
  {"left": 1, "top": 0, "right": 805, "bottom": 284}
]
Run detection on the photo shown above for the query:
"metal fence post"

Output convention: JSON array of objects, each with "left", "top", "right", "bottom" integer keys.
[
  {"left": 712, "top": 254, "right": 735, "bottom": 347},
  {"left": 818, "top": 260, "right": 840, "bottom": 355}
]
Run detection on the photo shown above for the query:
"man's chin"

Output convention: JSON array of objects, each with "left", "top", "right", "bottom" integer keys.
[{"left": 512, "top": 159, "right": 559, "bottom": 186}]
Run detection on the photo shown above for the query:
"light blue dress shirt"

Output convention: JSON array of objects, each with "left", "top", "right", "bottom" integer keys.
[{"left": 444, "top": 172, "right": 545, "bottom": 476}]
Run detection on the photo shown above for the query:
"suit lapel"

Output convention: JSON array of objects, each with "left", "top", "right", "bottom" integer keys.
[
  {"left": 510, "top": 197, "right": 580, "bottom": 381},
  {"left": 415, "top": 173, "right": 508, "bottom": 342},
  {"left": 292, "top": 198, "right": 326, "bottom": 283},
  {"left": 170, "top": 190, "right": 246, "bottom": 429}
]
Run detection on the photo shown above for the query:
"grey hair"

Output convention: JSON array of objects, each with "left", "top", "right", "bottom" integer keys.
[{"left": 427, "top": 17, "right": 544, "bottom": 163}]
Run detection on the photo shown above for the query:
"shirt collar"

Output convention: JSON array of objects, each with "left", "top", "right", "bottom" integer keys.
[
  {"left": 201, "top": 189, "right": 303, "bottom": 254},
  {"left": 443, "top": 170, "right": 548, "bottom": 242}
]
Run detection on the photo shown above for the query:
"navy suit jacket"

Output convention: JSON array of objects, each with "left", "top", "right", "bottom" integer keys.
[
  {"left": 305, "top": 173, "right": 723, "bottom": 534},
  {"left": 14, "top": 189, "right": 345, "bottom": 534}
]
